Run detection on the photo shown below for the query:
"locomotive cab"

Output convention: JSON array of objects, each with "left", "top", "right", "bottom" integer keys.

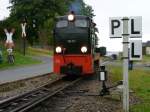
[{"left": 53, "top": 13, "right": 99, "bottom": 76}]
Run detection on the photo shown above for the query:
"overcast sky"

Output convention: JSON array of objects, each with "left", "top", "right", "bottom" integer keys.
[
  {"left": 0, "top": 0, "right": 10, "bottom": 20},
  {"left": 0, "top": 0, "right": 150, "bottom": 51}
]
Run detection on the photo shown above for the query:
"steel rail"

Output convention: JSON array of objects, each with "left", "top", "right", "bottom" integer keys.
[
  {"left": 19, "top": 78, "right": 82, "bottom": 112},
  {"left": 0, "top": 75, "right": 81, "bottom": 112},
  {"left": 0, "top": 73, "right": 55, "bottom": 105}
]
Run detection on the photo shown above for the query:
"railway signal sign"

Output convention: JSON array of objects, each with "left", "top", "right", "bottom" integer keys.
[
  {"left": 130, "top": 40, "right": 142, "bottom": 61},
  {"left": 109, "top": 17, "right": 123, "bottom": 38},
  {"left": 109, "top": 17, "right": 142, "bottom": 38},
  {"left": 109, "top": 16, "right": 142, "bottom": 112}
]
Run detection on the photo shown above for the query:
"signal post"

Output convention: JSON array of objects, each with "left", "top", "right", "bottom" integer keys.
[
  {"left": 122, "top": 17, "right": 129, "bottom": 112},
  {"left": 21, "top": 21, "right": 27, "bottom": 56},
  {"left": 109, "top": 16, "right": 142, "bottom": 112}
]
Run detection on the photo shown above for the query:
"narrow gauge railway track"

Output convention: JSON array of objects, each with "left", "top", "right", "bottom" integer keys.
[{"left": 0, "top": 76, "right": 82, "bottom": 112}]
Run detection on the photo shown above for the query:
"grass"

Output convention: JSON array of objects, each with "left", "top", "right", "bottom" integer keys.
[
  {"left": 142, "top": 55, "right": 150, "bottom": 63},
  {"left": 27, "top": 47, "right": 53, "bottom": 56},
  {"left": 108, "top": 65, "right": 150, "bottom": 112},
  {"left": 0, "top": 46, "right": 53, "bottom": 70},
  {"left": 124, "top": 55, "right": 150, "bottom": 64},
  {"left": 0, "top": 51, "right": 42, "bottom": 70}
]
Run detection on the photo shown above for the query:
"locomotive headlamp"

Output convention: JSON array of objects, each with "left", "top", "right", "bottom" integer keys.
[
  {"left": 56, "top": 46, "right": 62, "bottom": 53},
  {"left": 81, "top": 46, "right": 87, "bottom": 53},
  {"left": 68, "top": 14, "right": 75, "bottom": 21}
]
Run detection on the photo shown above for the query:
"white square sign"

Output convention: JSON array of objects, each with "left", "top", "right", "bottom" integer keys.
[
  {"left": 109, "top": 17, "right": 123, "bottom": 38},
  {"left": 130, "top": 40, "right": 142, "bottom": 60},
  {"left": 128, "top": 16, "right": 142, "bottom": 38},
  {"left": 109, "top": 17, "right": 142, "bottom": 38}
]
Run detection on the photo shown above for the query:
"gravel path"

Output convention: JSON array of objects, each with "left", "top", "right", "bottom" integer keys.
[
  {"left": 29, "top": 76, "right": 123, "bottom": 112},
  {"left": 0, "top": 73, "right": 59, "bottom": 102},
  {"left": 0, "top": 56, "right": 53, "bottom": 84}
]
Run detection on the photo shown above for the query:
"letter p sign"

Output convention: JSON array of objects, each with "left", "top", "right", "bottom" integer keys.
[
  {"left": 111, "top": 20, "right": 120, "bottom": 34},
  {"left": 109, "top": 17, "right": 123, "bottom": 38}
]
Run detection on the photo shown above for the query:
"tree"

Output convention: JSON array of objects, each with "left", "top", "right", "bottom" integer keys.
[
  {"left": 80, "top": 2, "right": 95, "bottom": 18},
  {"left": 69, "top": 0, "right": 95, "bottom": 18},
  {"left": 6, "top": 0, "right": 73, "bottom": 46},
  {"left": 1, "top": 0, "right": 96, "bottom": 47}
]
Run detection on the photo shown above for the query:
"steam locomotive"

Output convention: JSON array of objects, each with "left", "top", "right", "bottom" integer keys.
[{"left": 53, "top": 12, "right": 100, "bottom": 76}]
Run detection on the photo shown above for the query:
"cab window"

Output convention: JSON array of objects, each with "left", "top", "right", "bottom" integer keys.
[
  {"left": 56, "top": 20, "right": 68, "bottom": 28},
  {"left": 75, "top": 20, "right": 88, "bottom": 27}
]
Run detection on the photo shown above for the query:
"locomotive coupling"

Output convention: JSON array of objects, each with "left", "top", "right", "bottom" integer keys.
[{"left": 60, "top": 63, "right": 82, "bottom": 76}]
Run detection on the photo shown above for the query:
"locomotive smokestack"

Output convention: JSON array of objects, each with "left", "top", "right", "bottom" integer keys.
[{"left": 69, "top": 0, "right": 82, "bottom": 15}]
